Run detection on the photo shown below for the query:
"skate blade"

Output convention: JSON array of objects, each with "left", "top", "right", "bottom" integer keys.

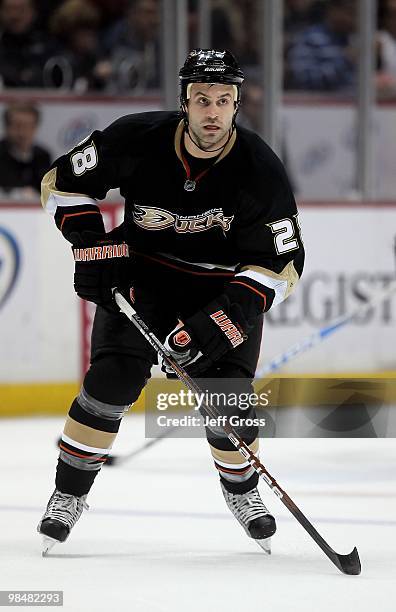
[
  {"left": 255, "top": 537, "right": 271, "bottom": 555},
  {"left": 42, "top": 536, "right": 58, "bottom": 557}
]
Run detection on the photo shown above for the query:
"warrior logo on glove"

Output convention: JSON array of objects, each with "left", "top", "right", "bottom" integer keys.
[
  {"left": 173, "top": 329, "right": 192, "bottom": 348},
  {"left": 210, "top": 309, "right": 245, "bottom": 348},
  {"left": 73, "top": 243, "right": 129, "bottom": 262}
]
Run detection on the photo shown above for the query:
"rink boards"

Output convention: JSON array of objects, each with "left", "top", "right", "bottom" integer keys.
[{"left": 0, "top": 202, "right": 395, "bottom": 414}]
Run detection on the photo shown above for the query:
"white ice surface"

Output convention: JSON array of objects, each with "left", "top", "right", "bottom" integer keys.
[{"left": 0, "top": 415, "right": 395, "bottom": 612}]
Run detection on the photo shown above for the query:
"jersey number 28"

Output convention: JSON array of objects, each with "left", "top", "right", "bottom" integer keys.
[
  {"left": 71, "top": 143, "right": 98, "bottom": 176},
  {"left": 267, "top": 215, "right": 301, "bottom": 254}
]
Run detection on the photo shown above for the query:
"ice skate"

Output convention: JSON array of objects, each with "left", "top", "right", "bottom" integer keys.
[
  {"left": 37, "top": 489, "right": 89, "bottom": 556},
  {"left": 221, "top": 483, "right": 276, "bottom": 554}
]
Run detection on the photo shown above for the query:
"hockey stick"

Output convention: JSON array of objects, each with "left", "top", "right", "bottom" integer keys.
[
  {"left": 256, "top": 279, "right": 396, "bottom": 377},
  {"left": 113, "top": 288, "right": 361, "bottom": 575},
  {"left": 108, "top": 278, "right": 396, "bottom": 466}
]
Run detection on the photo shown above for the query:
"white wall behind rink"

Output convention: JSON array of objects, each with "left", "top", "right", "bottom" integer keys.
[{"left": 0, "top": 203, "right": 395, "bottom": 384}]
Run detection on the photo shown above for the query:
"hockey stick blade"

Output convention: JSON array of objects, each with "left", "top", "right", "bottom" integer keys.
[
  {"left": 286, "top": 497, "right": 361, "bottom": 574},
  {"left": 113, "top": 289, "right": 362, "bottom": 575},
  {"left": 333, "top": 547, "right": 361, "bottom": 575}
]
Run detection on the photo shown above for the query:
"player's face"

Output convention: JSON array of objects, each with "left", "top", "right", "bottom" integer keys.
[{"left": 186, "top": 83, "right": 236, "bottom": 151}]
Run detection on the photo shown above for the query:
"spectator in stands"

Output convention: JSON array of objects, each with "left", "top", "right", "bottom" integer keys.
[
  {"left": 91, "top": 0, "right": 129, "bottom": 28},
  {"left": 47, "top": 0, "right": 112, "bottom": 92},
  {"left": 188, "top": 0, "right": 235, "bottom": 52},
  {"left": 102, "top": 0, "right": 161, "bottom": 91},
  {"left": 284, "top": 0, "right": 325, "bottom": 39},
  {"left": 0, "top": 0, "right": 55, "bottom": 88},
  {"left": 34, "top": 0, "right": 63, "bottom": 30},
  {"left": 285, "top": 0, "right": 358, "bottom": 91},
  {"left": 0, "top": 102, "right": 51, "bottom": 197},
  {"left": 284, "top": 0, "right": 326, "bottom": 58},
  {"left": 376, "top": 0, "right": 396, "bottom": 96},
  {"left": 231, "top": 0, "right": 260, "bottom": 67}
]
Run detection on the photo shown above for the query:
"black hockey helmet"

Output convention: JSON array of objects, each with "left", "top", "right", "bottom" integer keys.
[{"left": 179, "top": 49, "right": 245, "bottom": 109}]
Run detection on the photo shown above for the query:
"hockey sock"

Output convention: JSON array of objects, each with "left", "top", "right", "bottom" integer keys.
[
  {"left": 209, "top": 438, "right": 260, "bottom": 495},
  {"left": 56, "top": 391, "right": 128, "bottom": 496}
]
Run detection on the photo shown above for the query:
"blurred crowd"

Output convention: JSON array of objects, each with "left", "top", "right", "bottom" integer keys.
[
  {"left": 0, "top": 0, "right": 395, "bottom": 198},
  {"left": 0, "top": 0, "right": 395, "bottom": 95}
]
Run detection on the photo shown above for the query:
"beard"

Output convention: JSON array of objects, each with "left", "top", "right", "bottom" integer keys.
[{"left": 188, "top": 122, "right": 232, "bottom": 152}]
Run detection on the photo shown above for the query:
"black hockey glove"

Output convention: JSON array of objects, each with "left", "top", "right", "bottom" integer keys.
[
  {"left": 162, "top": 279, "right": 273, "bottom": 377},
  {"left": 70, "top": 229, "right": 130, "bottom": 309},
  {"left": 161, "top": 287, "right": 259, "bottom": 377}
]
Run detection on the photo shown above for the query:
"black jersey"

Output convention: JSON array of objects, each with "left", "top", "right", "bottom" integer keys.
[{"left": 41, "top": 111, "right": 304, "bottom": 309}]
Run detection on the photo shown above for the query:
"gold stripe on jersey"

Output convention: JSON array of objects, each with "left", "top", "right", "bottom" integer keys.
[
  {"left": 41, "top": 168, "right": 97, "bottom": 214},
  {"left": 174, "top": 120, "right": 237, "bottom": 165},
  {"left": 209, "top": 438, "right": 259, "bottom": 466},
  {"left": 64, "top": 416, "right": 117, "bottom": 449},
  {"left": 239, "top": 260, "right": 300, "bottom": 306}
]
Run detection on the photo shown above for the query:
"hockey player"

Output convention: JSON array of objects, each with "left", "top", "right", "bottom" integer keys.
[{"left": 38, "top": 49, "right": 304, "bottom": 555}]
